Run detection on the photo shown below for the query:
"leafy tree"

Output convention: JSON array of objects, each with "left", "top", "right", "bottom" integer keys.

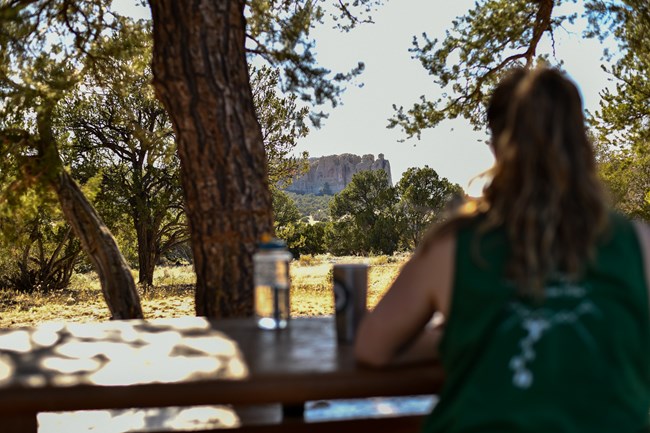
[
  {"left": 251, "top": 65, "right": 309, "bottom": 187},
  {"left": 2, "top": 1, "right": 382, "bottom": 314},
  {"left": 596, "top": 142, "right": 650, "bottom": 221},
  {"left": 328, "top": 169, "right": 400, "bottom": 255},
  {"left": 389, "top": 0, "right": 570, "bottom": 138},
  {"left": 287, "top": 192, "right": 333, "bottom": 222},
  {"left": 62, "top": 20, "right": 309, "bottom": 288},
  {"left": 273, "top": 189, "right": 329, "bottom": 258},
  {"left": 397, "top": 166, "right": 464, "bottom": 249},
  {"left": 276, "top": 221, "right": 327, "bottom": 258},
  {"left": 0, "top": 2, "right": 143, "bottom": 319},
  {"left": 61, "top": 20, "right": 188, "bottom": 286},
  {"left": 148, "top": 0, "right": 383, "bottom": 317},
  {"left": 588, "top": 1, "right": 650, "bottom": 221},
  {"left": 3, "top": 1, "right": 316, "bottom": 303},
  {"left": 324, "top": 219, "right": 365, "bottom": 256},
  {"left": 587, "top": 0, "right": 649, "bottom": 147},
  {"left": 0, "top": 204, "right": 81, "bottom": 293},
  {"left": 272, "top": 188, "right": 301, "bottom": 228},
  {"left": 387, "top": 0, "right": 649, "bottom": 142},
  {"left": 298, "top": 222, "right": 327, "bottom": 255},
  {"left": 383, "top": 0, "right": 648, "bottom": 224},
  {"left": 0, "top": 170, "right": 84, "bottom": 293}
]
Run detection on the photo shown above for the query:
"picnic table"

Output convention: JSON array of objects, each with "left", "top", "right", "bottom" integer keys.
[{"left": 0, "top": 316, "right": 444, "bottom": 432}]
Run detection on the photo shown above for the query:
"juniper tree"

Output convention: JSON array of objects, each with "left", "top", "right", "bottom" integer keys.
[
  {"left": 0, "top": 2, "right": 143, "bottom": 319},
  {"left": 61, "top": 20, "right": 188, "bottom": 286},
  {"left": 148, "top": 0, "right": 384, "bottom": 317},
  {"left": 588, "top": 1, "right": 650, "bottom": 221}
]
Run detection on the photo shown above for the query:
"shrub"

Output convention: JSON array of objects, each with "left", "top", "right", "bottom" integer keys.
[{"left": 276, "top": 221, "right": 327, "bottom": 258}]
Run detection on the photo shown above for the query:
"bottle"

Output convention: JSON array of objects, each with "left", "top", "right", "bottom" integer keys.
[{"left": 253, "top": 236, "right": 293, "bottom": 330}]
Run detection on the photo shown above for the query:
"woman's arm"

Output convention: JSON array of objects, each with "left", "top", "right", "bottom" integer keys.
[
  {"left": 381, "top": 321, "right": 445, "bottom": 366},
  {"left": 354, "top": 231, "right": 456, "bottom": 367}
]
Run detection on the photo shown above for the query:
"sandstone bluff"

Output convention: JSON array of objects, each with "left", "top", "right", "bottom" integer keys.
[{"left": 285, "top": 153, "right": 392, "bottom": 195}]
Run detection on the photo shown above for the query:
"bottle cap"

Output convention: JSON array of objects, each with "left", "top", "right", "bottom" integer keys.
[{"left": 257, "top": 234, "right": 287, "bottom": 250}]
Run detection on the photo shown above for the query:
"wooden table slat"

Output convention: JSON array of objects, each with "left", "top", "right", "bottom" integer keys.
[{"left": 0, "top": 317, "right": 444, "bottom": 416}]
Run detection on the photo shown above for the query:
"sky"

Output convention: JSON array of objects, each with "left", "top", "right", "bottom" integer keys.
[
  {"left": 115, "top": 0, "right": 614, "bottom": 196},
  {"left": 294, "top": 0, "right": 614, "bottom": 195}
]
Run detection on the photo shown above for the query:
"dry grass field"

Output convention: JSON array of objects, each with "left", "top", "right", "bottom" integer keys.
[{"left": 0, "top": 254, "right": 409, "bottom": 328}]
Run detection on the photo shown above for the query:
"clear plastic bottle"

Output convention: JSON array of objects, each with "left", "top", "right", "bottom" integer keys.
[{"left": 253, "top": 237, "right": 293, "bottom": 330}]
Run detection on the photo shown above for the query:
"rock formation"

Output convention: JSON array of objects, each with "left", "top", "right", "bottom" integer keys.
[{"left": 285, "top": 153, "right": 392, "bottom": 195}]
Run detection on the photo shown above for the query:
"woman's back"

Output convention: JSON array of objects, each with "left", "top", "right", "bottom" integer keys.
[
  {"left": 422, "top": 213, "right": 650, "bottom": 432},
  {"left": 354, "top": 67, "right": 650, "bottom": 433}
]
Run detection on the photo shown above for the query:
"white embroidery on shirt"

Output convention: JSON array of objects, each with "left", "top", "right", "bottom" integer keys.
[{"left": 501, "top": 281, "right": 600, "bottom": 390}]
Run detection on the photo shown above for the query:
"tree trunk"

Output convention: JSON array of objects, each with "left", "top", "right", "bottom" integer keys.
[
  {"left": 34, "top": 101, "right": 144, "bottom": 319},
  {"left": 136, "top": 219, "right": 156, "bottom": 286},
  {"left": 149, "top": 0, "right": 274, "bottom": 318},
  {"left": 54, "top": 171, "right": 144, "bottom": 319}
]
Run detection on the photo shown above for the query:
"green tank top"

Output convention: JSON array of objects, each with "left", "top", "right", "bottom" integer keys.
[{"left": 422, "top": 213, "right": 650, "bottom": 433}]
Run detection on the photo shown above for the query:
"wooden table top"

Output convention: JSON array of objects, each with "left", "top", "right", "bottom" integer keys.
[{"left": 0, "top": 316, "right": 444, "bottom": 415}]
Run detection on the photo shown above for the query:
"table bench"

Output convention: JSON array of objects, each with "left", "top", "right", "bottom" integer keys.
[{"left": 0, "top": 317, "right": 444, "bottom": 432}]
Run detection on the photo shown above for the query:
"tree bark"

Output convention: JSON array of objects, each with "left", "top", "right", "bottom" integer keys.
[
  {"left": 54, "top": 170, "right": 144, "bottom": 319},
  {"left": 135, "top": 219, "right": 157, "bottom": 286},
  {"left": 149, "top": 0, "right": 274, "bottom": 318},
  {"left": 34, "top": 102, "right": 144, "bottom": 319}
]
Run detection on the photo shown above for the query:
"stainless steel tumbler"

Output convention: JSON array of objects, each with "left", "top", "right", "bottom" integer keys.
[{"left": 333, "top": 264, "right": 368, "bottom": 343}]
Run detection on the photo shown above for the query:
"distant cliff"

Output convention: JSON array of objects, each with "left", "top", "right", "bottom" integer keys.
[{"left": 285, "top": 153, "right": 392, "bottom": 195}]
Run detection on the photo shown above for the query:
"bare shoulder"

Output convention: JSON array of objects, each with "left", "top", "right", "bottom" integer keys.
[
  {"left": 412, "top": 229, "right": 457, "bottom": 317},
  {"left": 418, "top": 229, "right": 456, "bottom": 259}
]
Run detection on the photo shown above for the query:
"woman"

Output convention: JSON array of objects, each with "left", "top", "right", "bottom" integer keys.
[{"left": 355, "top": 68, "right": 650, "bottom": 432}]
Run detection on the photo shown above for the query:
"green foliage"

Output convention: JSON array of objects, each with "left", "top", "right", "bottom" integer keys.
[
  {"left": 272, "top": 188, "right": 302, "bottom": 228},
  {"left": 0, "top": 172, "right": 45, "bottom": 242},
  {"left": 321, "top": 167, "right": 464, "bottom": 255},
  {"left": 397, "top": 166, "right": 464, "bottom": 249},
  {"left": 246, "top": 0, "right": 384, "bottom": 125},
  {"left": 388, "top": 0, "right": 574, "bottom": 138},
  {"left": 0, "top": 1, "right": 117, "bottom": 144},
  {"left": 3, "top": 1, "right": 371, "bottom": 289},
  {"left": 1, "top": 1, "right": 109, "bottom": 292},
  {"left": 386, "top": 0, "right": 649, "bottom": 145},
  {"left": 276, "top": 221, "right": 327, "bottom": 258},
  {"left": 324, "top": 219, "right": 364, "bottom": 256},
  {"left": 285, "top": 191, "right": 333, "bottom": 221},
  {"left": 381, "top": 0, "right": 648, "bottom": 226},
  {"left": 1, "top": 0, "right": 389, "bottom": 316},
  {"left": 588, "top": 1, "right": 650, "bottom": 221},
  {"left": 58, "top": 19, "right": 188, "bottom": 284},
  {"left": 0, "top": 1, "right": 110, "bottom": 200},
  {"left": 56, "top": 19, "right": 188, "bottom": 284},
  {"left": 328, "top": 170, "right": 400, "bottom": 255},
  {"left": 0, "top": 203, "right": 81, "bottom": 293},
  {"left": 588, "top": 1, "right": 650, "bottom": 146},
  {"left": 251, "top": 65, "right": 309, "bottom": 186},
  {"left": 597, "top": 142, "right": 650, "bottom": 221}
]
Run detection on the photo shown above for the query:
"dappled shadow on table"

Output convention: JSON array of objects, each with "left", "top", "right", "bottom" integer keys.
[{"left": 0, "top": 317, "right": 248, "bottom": 389}]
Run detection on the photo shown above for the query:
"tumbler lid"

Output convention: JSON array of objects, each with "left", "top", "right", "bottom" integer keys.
[{"left": 257, "top": 234, "right": 287, "bottom": 250}]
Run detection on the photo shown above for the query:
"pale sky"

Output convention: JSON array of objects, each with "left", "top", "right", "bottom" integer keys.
[
  {"left": 115, "top": 0, "right": 614, "bottom": 195},
  {"left": 296, "top": 0, "right": 614, "bottom": 195}
]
